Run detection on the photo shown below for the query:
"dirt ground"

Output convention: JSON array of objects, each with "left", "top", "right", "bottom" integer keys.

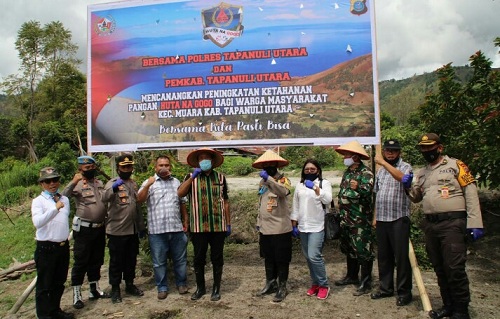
[{"left": 1, "top": 175, "right": 499, "bottom": 319}]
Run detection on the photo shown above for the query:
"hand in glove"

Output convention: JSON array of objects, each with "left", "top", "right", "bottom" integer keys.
[
  {"left": 468, "top": 228, "right": 484, "bottom": 242},
  {"left": 292, "top": 226, "right": 300, "bottom": 238},
  {"left": 112, "top": 178, "right": 124, "bottom": 192},
  {"left": 305, "top": 180, "right": 315, "bottom": 189},
  {"left": 192, "top": 168, "right": 202, "bottom": 179},
  {"left": 402, "top": 172, "right": 413, "bottom": 189},
  {"left": 259, "top": 170, "right": 269, "bottom": 181},
  {"left": 226, "top": 225, "right": 232, "bottom": 237}
]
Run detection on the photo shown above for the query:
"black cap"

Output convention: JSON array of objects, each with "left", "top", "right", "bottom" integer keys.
[
  {"left": 417, "top": 133, "right": 441, "bottom": 146},
  {"left": 116, "top": 154, "right": 134, "bottom": 166},
  {"left": 383, "top": 139, "right": 401, "bottom": 150}
]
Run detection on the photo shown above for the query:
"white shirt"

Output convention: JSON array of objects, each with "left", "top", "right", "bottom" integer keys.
[
  {"left": 291, "top": 178, "right": 333, "bottom": 232},
  {"left": 31, "top": 192, "right": 71, "bottom": 242}
]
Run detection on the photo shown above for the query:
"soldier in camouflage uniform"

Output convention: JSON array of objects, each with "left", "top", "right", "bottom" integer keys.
[{"left": 334, "top": 141, "right": 375, "bottom": 296}]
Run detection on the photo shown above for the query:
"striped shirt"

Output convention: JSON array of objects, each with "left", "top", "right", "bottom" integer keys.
[
  {"left": 184, "top": 171, "right": 229, "bottom": 233},
  {"left": 139, "top": 175, "right": 186, "bottom": 234},
  {"left": 375, "top": 158, "right": 412, "bottom": 222}
]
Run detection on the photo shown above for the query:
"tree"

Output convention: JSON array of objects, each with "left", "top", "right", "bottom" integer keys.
[
  {"left": 0, "top": 21, "right": 84, "bottom": 162},
  {"left": 418, "top": 40, "right": 500, "bottom": 188}
]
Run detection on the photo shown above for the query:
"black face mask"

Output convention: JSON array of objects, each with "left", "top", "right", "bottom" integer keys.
[
  {"left": 118, "top": 171, "right": 133, "bottom": 180},
  {"left": 384, "top": 156, "right": 400, "bottom": 165},
  {"left": 264, "top": 167, "right": 278, "bottom": 177},
  {"left": 422, "top": 149, "right": 440, "bottom": 163},
  {"left": 304, "top": 173, "right": 318, "bottom": 181},
  {"left": 82, "top": 169, "right": 97, "bottom": 179}
]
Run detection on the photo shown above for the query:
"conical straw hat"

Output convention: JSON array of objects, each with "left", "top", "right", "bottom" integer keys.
[
  {"left": 335, "top": 140, "right": 370, "bottom": 160},
  {"left": 252, "top": 150, "right": 289, "bottom": 169},
  {"left": 186, "top": 148, "right": 224, "bottom": 168}
]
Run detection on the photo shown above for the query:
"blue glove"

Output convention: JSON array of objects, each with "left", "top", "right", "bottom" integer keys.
[
  {"left": 112, "top": 178, "right": 124, "bottom": 192},
  {"left": 226, "top": 225, "right": 232, "bottom": 237},
  {"left": 292, "top": 226, "right": 299, "bottom": 238},
  {"left": 468, "top": 228, "right": 484, "bottom": 241},
  {"left": 402, "top": 172, "right": 413, "bottom": 189},
  {"left": 138, "top": 230, "right": 147, "bottom": 239},
  {"left": 305, "top": 180, "right": 315, "bottom": 189},
  {"left": 192, "top": 168, "right": 202, "bottom": 179},
  {"left": 259, "top": 170, "right": 269, "bottom": 181}
]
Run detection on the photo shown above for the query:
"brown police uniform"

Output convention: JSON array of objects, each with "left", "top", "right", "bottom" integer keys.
[{"left": 408, "top": 155, "right": 483, "bottom": 315}]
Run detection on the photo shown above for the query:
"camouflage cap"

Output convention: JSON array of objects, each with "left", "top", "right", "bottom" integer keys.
[{"left": 38, "top": 167, "right": 61, "bottom": 182}]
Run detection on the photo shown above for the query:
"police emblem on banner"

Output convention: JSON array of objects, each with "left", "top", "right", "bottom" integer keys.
[{"left": 201, "top": 2, "right": 244, "bottom": 48}]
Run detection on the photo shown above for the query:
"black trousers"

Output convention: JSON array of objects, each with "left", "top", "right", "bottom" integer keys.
[
  {"left": 107, "top": 234, "right": 139, "bottom": 286},
  {"left": 423, "top": 217, "right": 470, "bottom": 306},
  {"left": 35, "top": 240, "right": 70, "bottom": 319},
  {"left": 259, "top": 232, "right": 292, "bottom": 282},
  {"left": 375, "top": 216, "right": 412, "bottom": 297},
  {"left": 71, "top": 225, "right": 106, "bottom": 285},
  {"left": 191, "top": 232, "right": 226, "bottom": 268}
]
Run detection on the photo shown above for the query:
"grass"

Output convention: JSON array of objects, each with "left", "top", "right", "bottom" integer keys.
[{"left": 0, "top": 210, "right": 36, "bottom": 269}]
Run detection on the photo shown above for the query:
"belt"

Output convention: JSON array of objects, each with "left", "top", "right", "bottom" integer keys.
[
  {"left": 426, "top": 211, "right": 467, "bottom": 223},
  {"left": 80, "top": 220, "right": 105, "bottom": 228},
  {"left": 37, "top": 240, "right": 68, "bottom": 248}
]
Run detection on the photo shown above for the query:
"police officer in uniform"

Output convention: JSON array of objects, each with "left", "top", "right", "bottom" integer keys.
[
  {"left": 406, "top": 133, "right": 484, "bottom": 319},
  {"left": 62, "top": 155, "right": 110, "bottom": 309},
  {"left": 102, "top": 154, "right": 146, "bottom": 303}
]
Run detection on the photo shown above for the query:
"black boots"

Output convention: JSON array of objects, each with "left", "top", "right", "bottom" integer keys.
[
  {"left": 429, "top": 307, "right": 453, "bottom": 319},
  {"left": 273, "top": 280, "right": 287, "bottom": 303},
  {"left": 211, "top": 266, "right": 223, "bottom": 301},
  {"left": 258, "top": 262, "right": 278, "bottom": 296},
  {"left": 258, "top": 279, "right": 278, "bottom": 296},
  {"left": 111, "top": 285, "right": 122, "bottom": 304},
  {"left": 335, "top": 257, "right": 360, "bottom": 286},
  {"left": 353, "top": 260, "right": 373, "bottom": 296},
  {"left": 125, "top": 281, "right": 144, "bottom": 296},
  {"left": 89, "top": 281, "right": 110, "bottom": 299},
  {"left": 191, "top": 266, "right": 206, "bottom": 300},
  {"left": 272, "top": 263, "right": 289, "bottom": 302}
]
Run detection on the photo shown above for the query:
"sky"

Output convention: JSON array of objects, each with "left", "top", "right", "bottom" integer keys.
[{"left": 0, "top": 0, "right": 499, "bottom": 83}]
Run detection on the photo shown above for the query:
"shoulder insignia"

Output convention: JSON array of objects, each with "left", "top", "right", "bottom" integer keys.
[{"left": 456, "top": 160, "right": 475, "bottom": 187}]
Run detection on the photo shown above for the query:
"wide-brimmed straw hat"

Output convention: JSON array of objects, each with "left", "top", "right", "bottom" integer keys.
[
  {"left": 335, "top": 140, "right": 370, "bottom": 160},
  {"left": 252, "top": 150, "right": 289, "bottom": 169},
  {"left": 186, "top": 148, "right": 224, "bottom": 168}
]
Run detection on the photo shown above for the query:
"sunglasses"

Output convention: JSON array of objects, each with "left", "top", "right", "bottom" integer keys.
[{"left": 43, "top": 178, "right": 60, "bottom": 184}]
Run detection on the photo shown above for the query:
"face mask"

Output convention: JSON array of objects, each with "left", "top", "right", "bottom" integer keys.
[
  {"left": 157, "top": 168, "right": 171, "bottom": 179},
  {"left": 199, "top": 159, "right": 212, "bottom": 171},
  {"left": 384, "top": 156, "right": 400, "bottom": 165},
  {"left": 264, "top": 167, "right": 277, "bottom": 177},
  {"left": 343, "top": 157, "right": 355, "bottom": 167},
  {"left": 43, "top": 189, "right": 59, "bottom": 196},
  {"left": 118, "top": 171, "right": 132, "bottom": 180},
  {"left": 304, "top": 173, "right": 318, "bottom": 181},
  {"left": 82, "top": 169, "right": 97, "bottom": 179},
  {"left": 422, "top": 149, "right": 440, "bottom": 163}
]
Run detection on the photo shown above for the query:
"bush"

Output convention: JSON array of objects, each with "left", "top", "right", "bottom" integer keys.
[{"left": 219, "top": 156, "right": 255, "bottom": 176}]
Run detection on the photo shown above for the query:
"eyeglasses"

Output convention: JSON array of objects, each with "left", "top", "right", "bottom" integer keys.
[
  {"left": 304, "top": 168, "right": 318, "bottom": 173},
  {"left": 43, "top": 178, "right": 60, "bottom": 184}
]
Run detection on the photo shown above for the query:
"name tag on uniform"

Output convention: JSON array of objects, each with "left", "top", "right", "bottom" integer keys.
[{"left": 441, "top": 186, "right": 449, "bottom": 199}]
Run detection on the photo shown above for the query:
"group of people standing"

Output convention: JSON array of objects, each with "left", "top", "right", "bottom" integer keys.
[{"left": 31, "top": 133, "right": 484, "bottom": 319}]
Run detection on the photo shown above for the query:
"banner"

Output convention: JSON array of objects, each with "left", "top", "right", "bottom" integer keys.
[{"left": 88, "top": 0, "right": 380, "bottom": 152}]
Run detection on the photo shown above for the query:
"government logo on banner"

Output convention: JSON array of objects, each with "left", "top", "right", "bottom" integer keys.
[{"left": 202, "top": 2, "right": 244, "bottom": 48}]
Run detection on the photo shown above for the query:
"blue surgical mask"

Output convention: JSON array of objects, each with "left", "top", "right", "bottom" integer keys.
[
  {"left": 199, "top": 159, "right": 212, "bottom": 171},
  {"left": 343, "top": 157, "right": 355, "bottom": 167},
  {"left": 43, "top": 189, "right": 59, "bottom": 196}
]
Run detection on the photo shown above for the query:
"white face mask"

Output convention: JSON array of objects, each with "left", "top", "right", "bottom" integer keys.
[{"left": 343, "top": 157, "right": 355, "bottom": 167}]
